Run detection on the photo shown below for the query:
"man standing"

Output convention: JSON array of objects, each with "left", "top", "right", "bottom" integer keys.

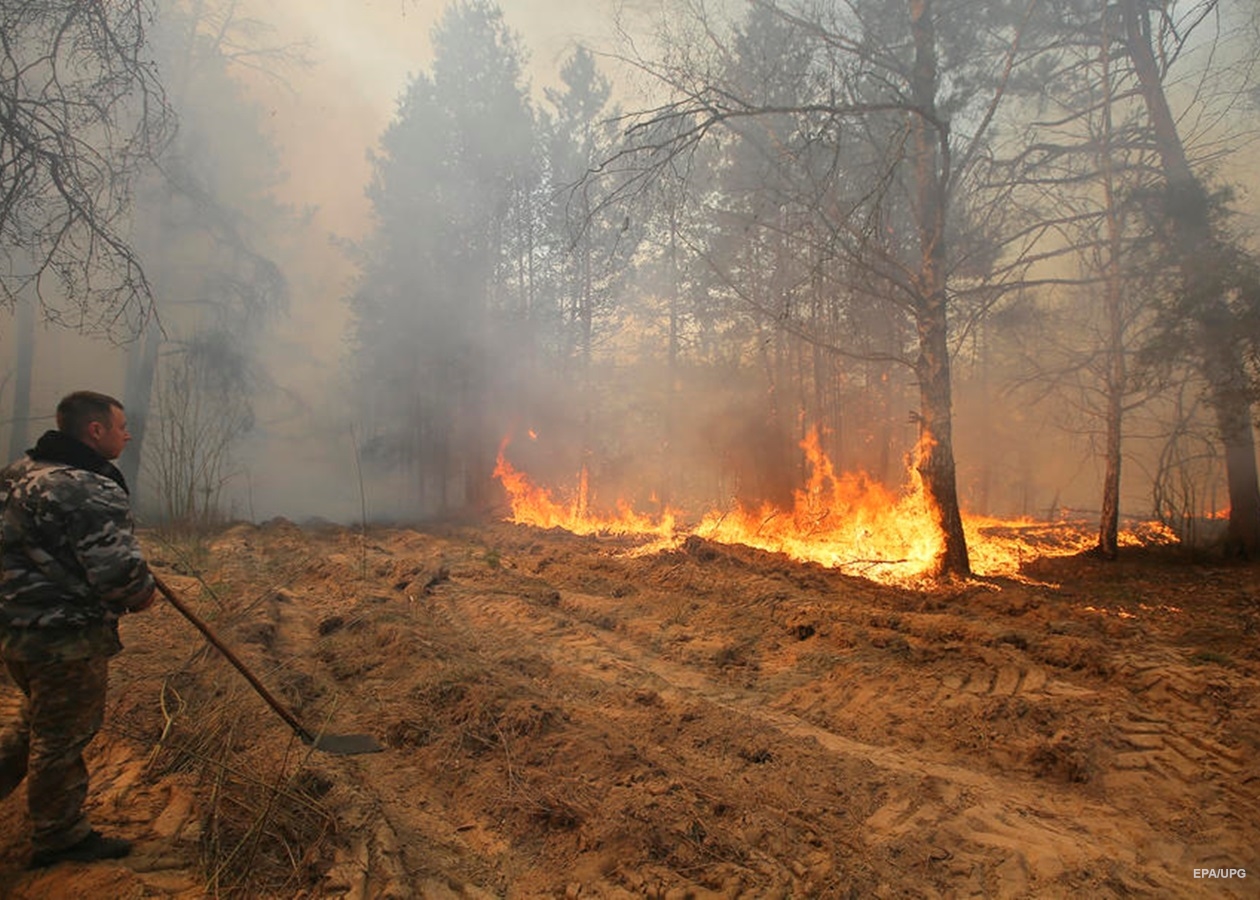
[{"left": 0, "top": 391, "right": 155, "bottom": 868}]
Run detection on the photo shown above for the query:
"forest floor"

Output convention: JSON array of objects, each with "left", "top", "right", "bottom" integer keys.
[{"left": 0, "top": 518, "right": 1255, "bottom": 898}]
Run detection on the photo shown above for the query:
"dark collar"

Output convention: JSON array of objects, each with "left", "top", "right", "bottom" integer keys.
[{"left": 28, "top": 430, "right": 130, "bottom": 495}]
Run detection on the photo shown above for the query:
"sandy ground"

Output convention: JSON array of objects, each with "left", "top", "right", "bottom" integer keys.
[{"left": 0, "top": 518, "right": 1255, "bottom": 898}]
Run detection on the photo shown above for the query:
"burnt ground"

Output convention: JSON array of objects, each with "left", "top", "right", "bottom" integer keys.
[{"left": 0, "top": 518, "right": 1255, "bottom": 898}]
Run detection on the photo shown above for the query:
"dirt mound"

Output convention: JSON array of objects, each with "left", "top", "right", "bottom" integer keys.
[{"left": 0, "top": 521, "right": 1255, "bottom": 897}]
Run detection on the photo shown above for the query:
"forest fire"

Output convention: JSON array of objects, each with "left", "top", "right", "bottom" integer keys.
[
  {"left": 688, "top": 429, "right": 942, "bottom": 582},
  {"left": 493, "top": 430, "right": 1166, "bottom": 583},
  {"left": 492, "top": 440, "right": 679, "bottom": 539}
]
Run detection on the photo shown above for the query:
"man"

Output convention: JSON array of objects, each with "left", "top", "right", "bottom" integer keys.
[{"left": 0, "top": 391, "right": 155, "bottom": 868}]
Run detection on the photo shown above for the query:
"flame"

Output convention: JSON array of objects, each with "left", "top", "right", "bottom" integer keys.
[
  {"left": 493, "top": 441, "right": 678, "bottom": 538},
  {"left": 494, "top": 429, "right": 1175, "bottom": 584},
  {"left": 691, "top": 429, "right": 942, "bottom": 581}
]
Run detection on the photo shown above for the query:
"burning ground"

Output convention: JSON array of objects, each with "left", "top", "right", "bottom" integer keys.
[{"left": 0, "top": 517, "right": 1255, "bottom": 897}]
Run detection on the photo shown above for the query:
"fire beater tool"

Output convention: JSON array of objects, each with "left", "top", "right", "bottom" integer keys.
[{"left": 154, "top": 574, "right": 384, "bottom": 755}]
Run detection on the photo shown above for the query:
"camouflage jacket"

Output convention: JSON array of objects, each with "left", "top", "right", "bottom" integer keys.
[{"left": 0, "top": 431, "right": 154, "bottom": 660}]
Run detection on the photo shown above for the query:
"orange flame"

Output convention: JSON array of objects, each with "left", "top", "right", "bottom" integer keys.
[
  {"left": 493, "top": 441, "right": 677, "bottom": 538},
  {"left": 494, "top": 429, "right": 1174, "bottom": 583},
  {"left": 692, "top": 429, "right": 942, "bottom": 580}
]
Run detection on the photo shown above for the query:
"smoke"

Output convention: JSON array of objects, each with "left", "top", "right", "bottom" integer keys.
[
  {"left": 214, "top": 1, "right": 653, "bottom": 523},
  {"left": 3, "top": 0, "right": 1254, "bottom": 534}
]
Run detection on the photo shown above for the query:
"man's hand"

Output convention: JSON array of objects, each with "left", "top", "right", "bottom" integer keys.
[{"left": 129, "top": 585, "right": 157, "bottom": 613}]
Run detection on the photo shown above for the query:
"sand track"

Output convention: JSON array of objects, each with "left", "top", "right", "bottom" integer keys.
[{"left": 0, "top": 520, "right": 1255, "bottom": 898}]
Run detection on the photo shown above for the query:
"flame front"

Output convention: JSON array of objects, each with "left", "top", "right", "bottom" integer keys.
[
  {"left": 494, "top": 430, "right": 1173, "bottom": 583},
  {"left": 692, "top": 429, "right": 943, "bottom": 581},
  {"left": 493, "top": 442, "right": 677, "bottom": 538}
]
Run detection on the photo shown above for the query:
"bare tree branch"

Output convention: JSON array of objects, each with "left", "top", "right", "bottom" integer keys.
[{"left": 0, "top": 0, "right": 175, "bottom": 338}]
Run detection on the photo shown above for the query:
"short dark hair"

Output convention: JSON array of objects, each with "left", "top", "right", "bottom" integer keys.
[{"left": 56, "top": 391, "right": 124, "bottom": 441}]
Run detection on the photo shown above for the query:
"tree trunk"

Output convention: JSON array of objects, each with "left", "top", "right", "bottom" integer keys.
[
  {"left": 120, "top": 319, "right": 161, "bottom": 503},
  {"left": 665, "top": 203, "right": 682, "bottom": 506},
  {"left": 1097, "top": 37, "right": 1124, "bottom": 561},
  {"left": 6, "top": 295, "right": 36, "bottom": 462},
  {"left": 909, "top": 0, "right": 970, "bottom": 576},
  {"left": 1202, "top": 326, "right": 1260, "bottom": 552},
  {"left": 1098, "top": 344, "right": 1124, "bottom": 558},
  {"left": 1121, "top": 0, "right": 1260, "bottom": 556}
]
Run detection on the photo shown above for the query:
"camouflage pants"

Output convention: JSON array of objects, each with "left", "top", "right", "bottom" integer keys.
[{"left": 0, "top": 655, "right": 108, "bottom": 854}]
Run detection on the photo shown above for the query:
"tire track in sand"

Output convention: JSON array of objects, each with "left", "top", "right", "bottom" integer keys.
[{"left": 430, "top": 582, "right": 1222, "bottom": 897}]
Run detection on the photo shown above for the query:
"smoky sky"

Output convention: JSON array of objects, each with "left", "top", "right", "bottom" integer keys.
[
  {"left": 174, "top": 0, "right": 676, "bottom": 520},
  {"left": 230, "top": 0, "right": 668, "bottom": 371},
  {"left": 244, "top": 0, "right": 657, "bottom": 232},
  {"left": 6, "top": 0, "right": 1257, "bottom": 527}
]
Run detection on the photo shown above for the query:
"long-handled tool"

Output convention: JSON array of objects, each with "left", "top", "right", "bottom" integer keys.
[{"left": 153, "top": 574, "right": 383, "bottom": 755}]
